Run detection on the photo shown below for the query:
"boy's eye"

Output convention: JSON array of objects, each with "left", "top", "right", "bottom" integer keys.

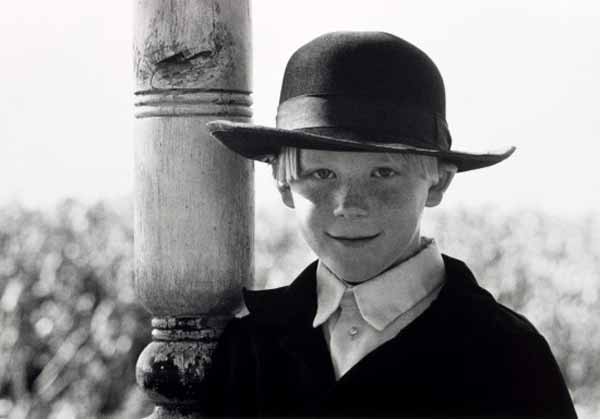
[
  {"left": 372, "top": 167, "right": 398, "bottom": 178},
  {"left": 311, "top": 169, "right": 336, "bottom": 180}
]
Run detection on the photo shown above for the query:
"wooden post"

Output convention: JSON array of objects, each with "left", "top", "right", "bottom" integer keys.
[{"left": 133, "top": 1, "right": 252, "bottom": 417}]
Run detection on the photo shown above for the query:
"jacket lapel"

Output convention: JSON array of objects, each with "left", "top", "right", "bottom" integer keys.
[
  {"left": 243, "top": 262, "right": 336, "bottom": 411},
  {"left": 314, "top": 254, "right": 496, "bottom": 415},
  {"left": 279, "top": 323, "right": 336, "bottom": 393}
]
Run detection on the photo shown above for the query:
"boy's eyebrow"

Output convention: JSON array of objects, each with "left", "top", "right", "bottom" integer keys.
[
  {"left": 383, "top": 154, "right": 407, "bottom": 166},
  {"left": 298, "top": 156, "right": 328, "bottom": 168},
  {"left": 300, "top": 159, "right": 326, "bottom": 167},
  {"left": 300, "top": 152, "right": 407, "bottom": 169},
  {"left": 297, "top": 164, "right": 317, "bottom": 175}
]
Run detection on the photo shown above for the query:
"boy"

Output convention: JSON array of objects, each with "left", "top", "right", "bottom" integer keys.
[{"left": 204, "top": 32, "right": 577, "bottom": 417}]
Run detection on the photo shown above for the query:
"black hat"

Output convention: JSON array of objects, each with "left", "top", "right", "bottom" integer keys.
[{"left": 207, "top": 31, "right": 514, "bottom": 172}]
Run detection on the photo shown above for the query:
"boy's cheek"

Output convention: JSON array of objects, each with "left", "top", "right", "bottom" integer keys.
[
  {"left": 371, "top": 182, "right": 428, "bottom": 210},
  {"left": 289, "top": 200, "right": 326, "bottom": 239},
  {"left": 291, "top": 184, "right": 331, "bottom": 206},
  {"left": 296, "top": 222, "right": 328, "bottom": 258},
  {"left": 290, "top": 190, "right": 333, "bottom": 221}
]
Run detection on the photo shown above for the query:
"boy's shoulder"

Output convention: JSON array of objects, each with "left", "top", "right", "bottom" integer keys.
[{"left": 439, "top": 254, "right": 546, "bottom": 346}]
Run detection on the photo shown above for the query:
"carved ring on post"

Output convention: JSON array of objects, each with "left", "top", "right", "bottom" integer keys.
[{"left": 134, "top": 90, "right": 252, "bottom": 119}]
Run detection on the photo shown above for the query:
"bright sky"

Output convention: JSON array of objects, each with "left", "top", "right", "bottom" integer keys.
[{"left": 2, "top": 1, "right": 599, "bottom": 215}]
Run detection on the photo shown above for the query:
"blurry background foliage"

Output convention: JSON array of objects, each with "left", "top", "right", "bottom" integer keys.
[{"left": 0, "top": 198, "right": 599, "bottom": 418}]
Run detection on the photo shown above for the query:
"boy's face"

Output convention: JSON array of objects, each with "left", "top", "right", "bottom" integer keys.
[{"left": 280, "top": 149, "right": 446, "bottom": 283}]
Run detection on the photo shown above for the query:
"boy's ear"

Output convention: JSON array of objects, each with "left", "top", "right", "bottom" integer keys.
[
  {"left": 425, "top": 163, "right": 457, "bottom": 207},
  {"left": 277, "top": 182, "right": 295, "bottom": 209}
]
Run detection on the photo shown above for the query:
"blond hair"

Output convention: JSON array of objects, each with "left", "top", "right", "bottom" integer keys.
[{"left": 272, "top": 146, "right": 442, "bottom": 186}]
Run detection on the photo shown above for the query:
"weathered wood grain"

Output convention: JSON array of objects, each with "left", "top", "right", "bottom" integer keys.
[{"left": 133, "top": 1, "right": 252, "bottom": 417}]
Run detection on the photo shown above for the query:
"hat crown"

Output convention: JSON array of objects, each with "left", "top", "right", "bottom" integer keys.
[{"left": 279, "top": 31, "right": 446, "bottom": 117}]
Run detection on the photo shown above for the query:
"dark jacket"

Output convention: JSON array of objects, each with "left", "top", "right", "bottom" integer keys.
[{"left": 202, "top": 255, "right": 577, "bottom": 418}]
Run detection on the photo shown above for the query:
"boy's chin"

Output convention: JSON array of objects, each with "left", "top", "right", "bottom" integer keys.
[{"left": 323, "top": 259, "right": 386, "bottom": 283}]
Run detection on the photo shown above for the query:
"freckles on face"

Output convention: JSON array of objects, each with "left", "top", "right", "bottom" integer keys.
[
  {"left": 287, "top": 150, "right": 431, "bottom": 282},
  {"left": 290, "top": 183, "right": 333, "bottom": 243},
  {"left": 370, "top": 180, "right": 423, "bottom": 210}
]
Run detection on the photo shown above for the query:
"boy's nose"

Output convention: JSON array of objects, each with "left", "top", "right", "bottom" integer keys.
[{"left": 332, "top": 184, "right": 369, "bottom": 218}]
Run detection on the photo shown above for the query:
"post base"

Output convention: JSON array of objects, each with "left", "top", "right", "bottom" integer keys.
[{"left": 136, "top": 316, "right": 229, "bottom": 417}]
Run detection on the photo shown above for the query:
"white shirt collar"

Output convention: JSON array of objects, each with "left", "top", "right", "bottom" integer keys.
[{"left": 312, "top": 238, "right": 446, "bottom": 331}]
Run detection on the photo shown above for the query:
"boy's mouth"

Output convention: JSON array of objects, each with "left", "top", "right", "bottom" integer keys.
[{"left": 325, "top": 232, "right": 380, "bottom": 246}]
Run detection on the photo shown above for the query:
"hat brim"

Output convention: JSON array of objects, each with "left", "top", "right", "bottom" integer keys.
[{"left": 207, "top": 120, "right": 515, "bottom": 173}]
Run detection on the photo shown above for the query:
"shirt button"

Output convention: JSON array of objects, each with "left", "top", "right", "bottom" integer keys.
[{"left": 348, "top": 326, "right": 359, "bottom": 337}]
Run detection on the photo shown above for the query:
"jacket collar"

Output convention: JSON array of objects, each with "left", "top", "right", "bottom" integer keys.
[{"left": 243, "top": 261, "right": 320, "bottom": 327}]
